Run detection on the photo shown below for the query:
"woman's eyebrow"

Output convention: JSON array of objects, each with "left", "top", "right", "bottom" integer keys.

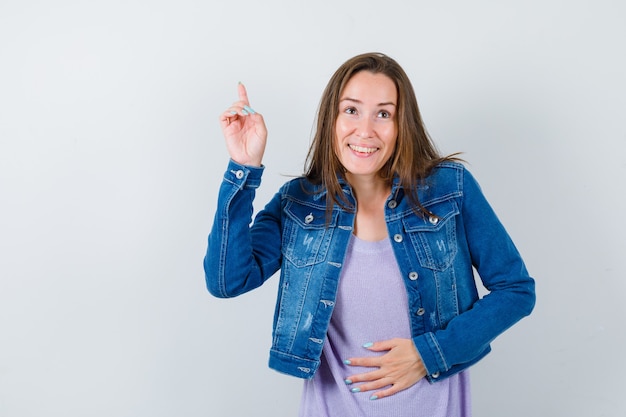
[{"left": 339, "top": 97, "right": 397, "bottom": 107}]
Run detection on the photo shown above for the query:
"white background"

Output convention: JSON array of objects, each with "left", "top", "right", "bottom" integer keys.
[{"left": 1, "top": 0, "right": 624, "bottom": 416}]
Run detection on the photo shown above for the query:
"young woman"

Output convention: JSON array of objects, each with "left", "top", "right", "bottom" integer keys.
[{"left": 204, "top": 52, "right": 535, "bottom": 416}]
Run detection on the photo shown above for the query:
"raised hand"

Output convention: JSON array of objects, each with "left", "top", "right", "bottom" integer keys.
[
  {"left": 343, "top": 338, "right": 427, "bottom": 400},
  {"left": 219, "top": 82, "right": 267, "bottom": 167}
]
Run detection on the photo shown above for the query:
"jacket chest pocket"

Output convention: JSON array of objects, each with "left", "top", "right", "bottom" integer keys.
[
  {"left": 403, "top": 200, "right": 459, "bottom": 271},
  {"left": 282, "top": 201, "right": 336, "bottom": 268}
]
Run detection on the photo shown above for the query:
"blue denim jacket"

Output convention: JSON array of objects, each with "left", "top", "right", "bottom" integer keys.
[{"left": 204, "top": 160, "right": 535, "bottom": 382}]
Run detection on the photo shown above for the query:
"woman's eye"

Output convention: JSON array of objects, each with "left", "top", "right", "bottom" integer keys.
[
  {"left": 344, "top": 107, "right": 357, "bottom": 115},
  {"left": 378, "top": 110, "right": 391, "bottom": 118}
]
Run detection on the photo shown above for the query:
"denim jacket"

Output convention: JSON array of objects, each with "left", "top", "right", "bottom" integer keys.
[{"left": 204, "top": 160, "right": 535, "bottom": 382}]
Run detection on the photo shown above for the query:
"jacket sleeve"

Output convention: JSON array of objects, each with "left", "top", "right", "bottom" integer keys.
[
  {"left": 204, "top": 160, "right": 283, "bottom": 298},
  {"left": 413, "top": 167, "right": 536, "bottom": 380}
]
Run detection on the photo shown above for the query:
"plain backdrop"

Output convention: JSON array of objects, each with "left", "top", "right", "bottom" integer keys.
[{"left": 1, "top": 0, "right": 625, "bottom": 416}]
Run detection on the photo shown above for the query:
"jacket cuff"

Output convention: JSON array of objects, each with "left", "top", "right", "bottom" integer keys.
[
  {"left": 224, "top": 159, "right": 264, "bottom": 189},
  {"left": 413, "top": 333, "right": 447, "bottom": 382}
]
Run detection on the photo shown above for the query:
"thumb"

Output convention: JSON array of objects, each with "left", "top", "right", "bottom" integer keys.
[{"left": 363, "top": 339, "right": 397, "bottom": 352}]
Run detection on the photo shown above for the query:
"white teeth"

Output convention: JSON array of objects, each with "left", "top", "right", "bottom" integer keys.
[{"left": 349, "top": 144, "right": 378, "bottom": 154}]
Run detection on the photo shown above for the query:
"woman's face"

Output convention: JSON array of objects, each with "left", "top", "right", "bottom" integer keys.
[{"left": 335, "top": 71, "right": 398, "bottom": 181}]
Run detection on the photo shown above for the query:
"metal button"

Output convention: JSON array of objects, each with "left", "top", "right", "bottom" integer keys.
[
  {"left": 393, "top": 234, "right": 403, "bottom": 243},
  {"left": 431, "top": 372, "right": 440, "bottom": 379},
  {"left": 387, "top": 200, "right": 397, "bottom": 209},
  {"left": 416, "top": 307, "right": 425, "bottom": 316},
  {"left": 428, "top": 215, "right": 439, "bottom": 225},
  {"left": 408, "top": 271, "right": 418, "bottom": 281},
  {"left": 235, "top": 170, "right": 244, "bottom": 179},
  {"left": 304, "top": 213, "right": 314, "bottom": 224}
]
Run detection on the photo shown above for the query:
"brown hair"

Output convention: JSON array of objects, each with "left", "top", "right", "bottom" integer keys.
[{"left": 304, "top": 52, "right": 459, "bottom": 217}]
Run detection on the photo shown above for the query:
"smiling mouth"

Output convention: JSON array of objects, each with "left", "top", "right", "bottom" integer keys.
[{"left": 349, "top": 144, "right": 379, "bottom": 154}]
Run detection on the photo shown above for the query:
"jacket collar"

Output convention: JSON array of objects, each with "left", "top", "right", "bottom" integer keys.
[{"left": 310, "top": 173, "right": 405, "bottom": 204}]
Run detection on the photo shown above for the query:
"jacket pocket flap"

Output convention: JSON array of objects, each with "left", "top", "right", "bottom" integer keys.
[{"left": 402, "top": 200, "right": 459, "bottom": 232}]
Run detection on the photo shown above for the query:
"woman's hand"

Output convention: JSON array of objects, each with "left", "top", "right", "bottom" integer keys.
[
  {"left": 219, "top": 82, "right": 267, "bottom": 167},
  {"left": 344, "top": 338, "right": 427, "bottom": 400}
]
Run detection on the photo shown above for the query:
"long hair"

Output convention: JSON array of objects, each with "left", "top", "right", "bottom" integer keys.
[{"left": 304, "top": 52, "right": 459, "bottom": 218}]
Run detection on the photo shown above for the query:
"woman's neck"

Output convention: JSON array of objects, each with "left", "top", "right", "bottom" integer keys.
[
  {"left": 347, "top": 174, "right": 391, "bottom": 241},
  {"left": 345, "top": 173, "right": 390, "bottom": 201}
]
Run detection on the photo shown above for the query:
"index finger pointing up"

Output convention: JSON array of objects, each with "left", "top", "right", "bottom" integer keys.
[{"left": 238, "top": 82, "right": 249, "bottom": 105}]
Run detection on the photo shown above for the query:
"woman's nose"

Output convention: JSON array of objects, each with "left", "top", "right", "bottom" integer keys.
[{"left": 357, "top": 117, "right": 374, "bottom": 138}]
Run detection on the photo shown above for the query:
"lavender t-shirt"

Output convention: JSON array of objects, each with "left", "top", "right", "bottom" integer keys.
[{"left": 299, "top": 235, "right": 471, "bottom": 417}]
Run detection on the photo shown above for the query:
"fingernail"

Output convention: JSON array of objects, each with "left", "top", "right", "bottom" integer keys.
[
  {"left": 351, "top": 387, "right": 360, "bottom": 393},
  {"left": 344, "top": 379, "right": 352, "bottom": 385},
  {"left": 243, "top": 105, "right": 256, "bottom": 114},
  {"left": 370, "top": 395, "right": 378, "bottom": 401},
  {"left": 343, "top": 359, "right": 351, "bottom": 365},
  {"left": 241, "top": 109, "right": 249, "bottom": 115},
  {"left": 362, "top": 342, "right": 374, "bottom": 348},
  {"left": 229, "top": 110, "right": 237, "bottom": 115}
]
